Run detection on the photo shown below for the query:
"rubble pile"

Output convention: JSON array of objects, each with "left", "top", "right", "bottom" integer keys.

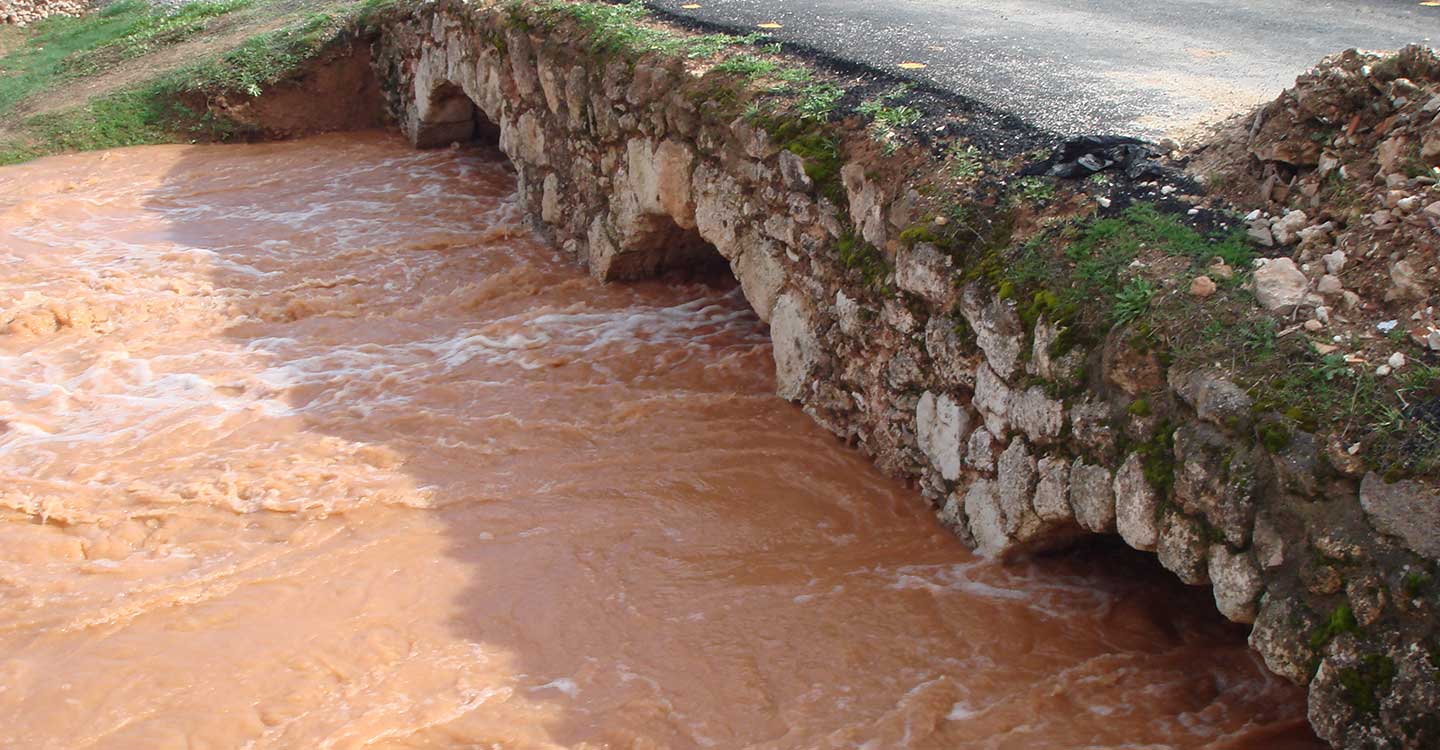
[
  {"left": 1199, "top": 45, "right": 1440, "bottom": 364},
  {"left": 1, "top": 0, "right": 90, "bottom": 26}
]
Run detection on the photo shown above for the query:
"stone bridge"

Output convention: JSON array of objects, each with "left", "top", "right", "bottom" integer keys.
[{"left": 360, "top": 2, "right": 1440, "bottom": 746}]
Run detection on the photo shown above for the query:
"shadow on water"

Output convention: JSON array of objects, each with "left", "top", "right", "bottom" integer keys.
[{"left": 132, "top": 130, "right": 1325, "bottom": 748}]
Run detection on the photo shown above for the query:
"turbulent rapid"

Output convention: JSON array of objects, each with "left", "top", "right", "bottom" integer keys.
[{"left": 0, "top": 133, "right": 1317, "bottom": 749}]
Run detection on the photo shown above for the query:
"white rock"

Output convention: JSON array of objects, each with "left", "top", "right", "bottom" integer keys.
[
  {"left": 996, "top": 439, "right": 1043, "bottom": 543},
  {"left": 1252, "top": 258, "right": 1309, "bottom": 310},
  {"left": 1069, "top": 460, "right": 1116, "bottom": 533},
  {"left": 1209, "top": 546, "right": 1263, "bottom": 623},
  {"left": 1010, "top": 386, "right": 1063, "bottom": 444},
  {"left": 1115, "top": 453, "right": 1160, "bottom": 551},
  {"left": 965, "top": 427, "right": 998, "bottom": 472},
  {"left": 770, "top": 292, "right": 820, "bottom": 401},
  {"left": 1033, "top": 456, "right": 1073, "bottom": 523},
  {"left": 973, "top": 362, "right": 1013, "bottom": 438},
  {"left": 1271, "top": 210, "right": 1309, "bottom": 246},
  {"left": 1388, "top": 352, "right": 1406, "bottom": 369},
  {"left": 916, "top": 391, "right": 973, "bottom": 481},
  {"left": 835, "top": 291, "right": 862, "bottom": 337},
  {"left": 963, "top": 479, "right": 1008, "bottom": 557},
  {"left": 960, "top": 286, "right": 1025, "bottom": 381},
  {"left": 895, "top": 243, "right": 956, "bottom": 307}
]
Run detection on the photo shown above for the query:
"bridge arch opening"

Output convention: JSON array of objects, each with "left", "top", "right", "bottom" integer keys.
[{"left": 412, "top": 82, "right": 499, "bottom": 149}]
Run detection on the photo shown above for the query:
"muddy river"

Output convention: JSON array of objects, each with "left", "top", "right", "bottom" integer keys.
[{"left": 0, "top": 133, "right": 1318, "bottom": 749}]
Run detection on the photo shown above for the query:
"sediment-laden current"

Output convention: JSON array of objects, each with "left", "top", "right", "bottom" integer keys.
[{"left": 0, "top": 133, "right": 1317, "bottom": 749}]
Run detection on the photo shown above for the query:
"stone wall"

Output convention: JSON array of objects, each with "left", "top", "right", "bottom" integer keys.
[{"left": 367, "top": 2, "right": 1440, "bottom": 746}]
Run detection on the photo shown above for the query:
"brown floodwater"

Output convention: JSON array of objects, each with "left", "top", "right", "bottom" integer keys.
[{"left": 0, "top": 132, "right": 1319, "bottom": 749}]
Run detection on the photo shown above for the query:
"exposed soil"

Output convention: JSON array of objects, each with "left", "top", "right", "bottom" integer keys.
[{"left": 200, "top": 40, "right": 385, "bottom": 138}]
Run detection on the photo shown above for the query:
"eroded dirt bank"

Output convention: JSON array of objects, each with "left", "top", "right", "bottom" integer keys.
[{"left": 0, "top": 133, "right": 1318, "bottom": 748}]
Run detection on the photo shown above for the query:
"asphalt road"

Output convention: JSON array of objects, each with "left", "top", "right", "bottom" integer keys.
[{"left": 648, "top": 0, "right": 1440, "bottom": 138}]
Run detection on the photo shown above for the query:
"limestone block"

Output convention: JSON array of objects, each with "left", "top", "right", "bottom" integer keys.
[
  {"left": 1170, "top": 369, "right": 1253, "bottom": 432},
  {"left": 840, "top": 163, "right": 886, "bottom": 248},
  {"left": 963, "top": 479, "right": 1008, "bottom": 557},
  {"left": 692, "top": 163, "right": 743, "bottom": 260},
  {"left": 1157, "top": 508, "right": 1209, "bottom": 585},
  {"left": 1069, "top": 460, "right": 1116, "bottom": 533},
  {"left": 996, "top": 439, "right": 1042, "bottom": 542},
  {"left": 895, "top": 242, "right": 956, "bottom": 308},
  {"left": 1249, "top": 594, "right": 1317, "bottom": 684},
  {"left": 733, "top": 243, "right": 785, "bottom": 322},
  {"left": 1011, "top": 386, "right": 1063, "bottom": 444},
  {"left": 1114, "top": 452, "right": 1160, "bottom": 551},
  {"left": 1173, "top": 423, "right": 1258, "bottom": 548},
  {"left": 541, "top": 173, "right": 561, "bottom": 224},
  {"left": 965, "top": 427, "right": 999, "bottom": 474},
  {"left": 959, "top": 284, "right": 1024, "bottom": 381},
  {"left": 1359, "top": 473, "right": 1440, "bottom": 559},
  {"left": 973, "top": 361, "right": 1011, "bottom": 438},
  {"left": 771, "top": 292, "right": 821, "bottom": 402},
  {"left": 916, "top": 391, "right": 974, "bottom": 482},
  {"left": 1033, "top": 456, "right": 1073, "bottom": 523},
  {"left": 1209, "top": 545, "right": 1263, "bottom": 623}
]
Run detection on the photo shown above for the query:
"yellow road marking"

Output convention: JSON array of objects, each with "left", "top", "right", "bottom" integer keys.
[{"left": 899, "top": 62, "right": 928, "bottom": 69}]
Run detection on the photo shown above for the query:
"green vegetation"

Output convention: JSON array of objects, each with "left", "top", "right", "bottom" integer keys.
[
  {"left": 0, "top": 0, "right": 248, "bottom": 115},
  {"left": 175, "top": 10, "right": 345, "bottom": 97},
  {"left": 0, "top": 0, "right": 378, "bottom": 165},
  {"left": 857, "top": 85, "right": 920, "bottom": 153},
  {"left": 837, "top": 230, "right": 892, "bottom": 295},
  {"left": 1256, "top": 419, "right": 1294, "bottom": 452},
  {"left": 948, "top": 142, "right": 984, "bottom": 183},
  {"left": 1337, "top": 654, "right": 1397, "bottom": 716},
  {"left": 65, "top": 0, "right": 253, "bottom": 76},
  {"left": 1234, "top": 343, "right": 1439, "bottom": 479},
  {"left": 1010, "top": 175, "right": 1055, "bottom": 205},
  {"left": 1403, "top": 569, "right": 1432, "bottom": 599},
  {"left": 528, "top": 0, "right": 767, "bottom": 60},
  {"left": 1310, "top": 602, "right": 1360, "bottom": 651},
  {"left": 713, "top": 54, "right": 810, "bottom": 90},
  {"left": 1138, "top": 421, "right": 1177, "bottom": 495},
  {"left": 794, "top": 82, "right": 843, "bottom": 122},
  {"left": 1112, "top": 278, "right": 1155, "bottom": 326},
  {"left": 743, "top": 113, "right": 844, "bottom": 204}
]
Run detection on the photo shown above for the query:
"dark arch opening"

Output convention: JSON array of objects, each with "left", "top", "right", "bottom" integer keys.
[
  {"left": 607, "top": 212, "right": 730, "bottom": 282},
  {"left": 414, "top": 82, "right": 500, "bottom": 149}
]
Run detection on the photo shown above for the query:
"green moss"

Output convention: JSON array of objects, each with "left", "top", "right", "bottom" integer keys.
[
  {"left": 1403, "top": 570, "right": 1432, "bottom": 599},
  {"left": 1337, "top": 654, "right": 1396, "bottom": 717},
  {"left": 1128, "top": 396, "right": 1152, "bottom": 418},
  {"left": 836, "top": 231, "right": 892, "bottom": 295},
  {"left": 1137, "top": 421, "right": 1177, "bottom": 496},
  {"left": 1309, "top": 603, "right": 1360, "bottom": 651},
  {"left": 750, "top": 115, "right": 844, "bottom": 206},
  {"left": 1257, "top": 421, "right": 1294, "bottom": 452}
]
